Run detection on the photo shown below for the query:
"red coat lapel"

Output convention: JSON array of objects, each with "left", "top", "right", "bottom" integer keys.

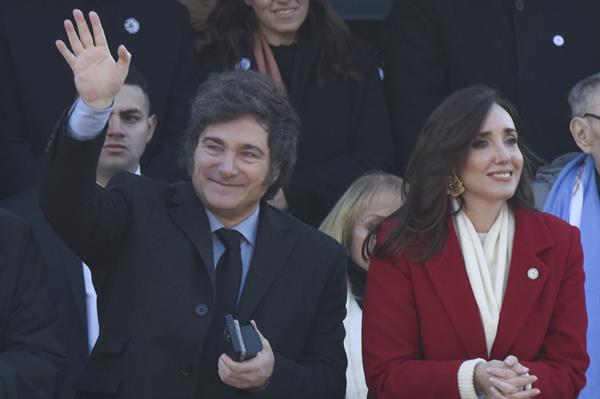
[
  {"left": 424, "top": 219, "right": 488, "bottom": 358},
  {"left": 491, "top": 207, "right": 553, "bottom": 358}
]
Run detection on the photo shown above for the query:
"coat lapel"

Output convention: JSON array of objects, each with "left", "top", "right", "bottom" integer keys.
[
  {"left": 61, "top": 244, "right": 88, "bottom": 328},
  {"left": 424, "top": 219, "right": 488, "bottom": 358},
  {"left": 491, "top": 207, "right": 553, "bottom": 358},
  {"left": 236, "top": 206, "right": 295, "bottom": 323},
  {"left": 168, "top": 183, "right": 216, "bottom": 289}
]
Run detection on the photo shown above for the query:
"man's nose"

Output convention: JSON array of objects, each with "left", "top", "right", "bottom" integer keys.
[
  {"left": 107, "top": 115, "right": 125, "bottom": 137},
  {"left": 217, "top": 152, "right": 238, "bottom": 176}
]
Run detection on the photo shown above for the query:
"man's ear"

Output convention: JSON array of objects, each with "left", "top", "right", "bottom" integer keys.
[
  {"left": 570, "top": 117, "right": 593, "bottom": 153},
  {"left": 146, "top": 114, "right": 157, "bottom": 143},
  {"left": 268, "top": 169, "right": 280, "bottom": 186}
]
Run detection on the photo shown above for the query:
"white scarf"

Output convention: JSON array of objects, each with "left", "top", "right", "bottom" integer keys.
[{"left": 453, "top": 200, "right": 515, "bottom": 355}]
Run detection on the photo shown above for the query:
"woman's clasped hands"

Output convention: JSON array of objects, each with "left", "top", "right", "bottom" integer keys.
[{"left": 475, "top": 355, "right": 541, "bottom": 398}]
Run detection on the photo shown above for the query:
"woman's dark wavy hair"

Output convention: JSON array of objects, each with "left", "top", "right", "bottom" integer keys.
[
  {"left": 373, "top": 85, "right": 535, "bottom": 262},
  {"left": 205, "top": 0, "right": 354, "bottom": 78}
]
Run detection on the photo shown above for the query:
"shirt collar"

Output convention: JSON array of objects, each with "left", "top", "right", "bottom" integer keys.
[
  {"left": 205, "top": 206, "right": 260, "bottom": 247},
  {"left": 96, "top": 165, "right": 141, "bottom": 188}
]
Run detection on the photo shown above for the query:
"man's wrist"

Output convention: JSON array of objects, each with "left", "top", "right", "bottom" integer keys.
[
  {"left": 81, "top": 97, "right": 113, "bottom": 110},
  {"left": 67, "top": 97, "right": 113, "bottom": 140}
]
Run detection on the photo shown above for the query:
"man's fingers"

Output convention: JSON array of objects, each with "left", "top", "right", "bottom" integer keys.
[
  {"left": 55, "top": 40, "right": 77, "bottom": 69},
  {"left": 218, "top": 355, "right": 256, "bottom": 388},
  {"left": 220, "top": 354, "right": 244, "bottom": 371},
  {"left": 72, "top": 9, "right": 94, "bottom": 48},
  {"left": 89, "top": 11, "right": 107, "bottom": 47},
  {"left": 64, "top": 19, "right": 84, "bottom": 56},
  {"left": 220, "top": 353, "right": 258, "bottom": 375},
  {"left": 116, "top": 45, "right": 131, "bottom": 77},
  {"left": 218, "top": 358, "right": 243, "bottom": 384},
  {"left": 250, "top": 320, "right": 270, "bottom": 349}
]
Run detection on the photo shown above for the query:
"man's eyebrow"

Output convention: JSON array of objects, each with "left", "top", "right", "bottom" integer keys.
[
  {"left": 201, "top": 136, "right": 224, "bottom": 145},
  {"left": 116, "top": 108, "right": 143, "bottom": 116},
  {"left": 201, "top": 137, "right": 265, "bottom": 155}
]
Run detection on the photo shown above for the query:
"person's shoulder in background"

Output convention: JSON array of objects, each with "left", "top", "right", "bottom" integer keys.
[{"left": 0, "top": 208, "right": 65, "bottom": 399}]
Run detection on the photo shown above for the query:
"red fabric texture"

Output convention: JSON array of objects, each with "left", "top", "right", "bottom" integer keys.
[{"left": 362, "top": 207, "right": 588, "bottom": 399}]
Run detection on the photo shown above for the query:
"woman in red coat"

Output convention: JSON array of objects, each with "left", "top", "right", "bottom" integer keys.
[{"left": 362, "top": 86, "right": 588, "bottom": 398}]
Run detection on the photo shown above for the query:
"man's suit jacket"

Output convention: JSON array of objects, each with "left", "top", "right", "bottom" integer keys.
[
  {"left": 363, "top": 207, "right": 588, "bottom": 399},
  {"left": 0, "top": 0, "right": 196, "bottom": 199},
  {"left": 1, "top": 191, "right": 89, "bottom": 399},
  {"left": 0, "top": 208, "right": 65, "bottom": 399},
  {"left": 40, "top": 127, "right": 348, "bottom": 399}
]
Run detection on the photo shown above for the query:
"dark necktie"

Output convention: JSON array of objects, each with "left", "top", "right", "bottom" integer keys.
[
  {"left": 215, "top": 228, "right": 243, "bottom": 318},
  {"left": 196, "top": 229, "right": 244, "bottom": 398}
]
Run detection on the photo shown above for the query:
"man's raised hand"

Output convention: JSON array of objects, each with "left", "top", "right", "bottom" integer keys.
[{"left": 56, "top": 9, "right": 130, "bottom": 109}]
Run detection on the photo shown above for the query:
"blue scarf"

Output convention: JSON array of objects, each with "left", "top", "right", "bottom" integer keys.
[{"left": 544, "top": 153, "right": 600, "bottom": 398}]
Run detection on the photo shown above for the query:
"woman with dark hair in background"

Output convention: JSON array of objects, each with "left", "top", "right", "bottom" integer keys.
[
  {"left": 319, "top": 172, "right": 403, "bottom": 399},
  {"left": 198, "top": 0, "right": 395, "bottom": 226},
  {"left": 362, "top": 86, "right": 588, "bottom": 398}
]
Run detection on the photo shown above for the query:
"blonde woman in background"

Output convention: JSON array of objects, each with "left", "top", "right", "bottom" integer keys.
[{"left": 320, "top": 172, "right": 404, "bottom": 399}]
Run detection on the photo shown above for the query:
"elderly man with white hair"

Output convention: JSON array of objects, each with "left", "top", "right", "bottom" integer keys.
[{"left": 534, "top": 72, "right": 600, "bottom": 399}]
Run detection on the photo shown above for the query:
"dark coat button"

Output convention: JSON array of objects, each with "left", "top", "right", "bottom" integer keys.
[
  {"left": 515, "top": 0, "right": 524, "bottom": 11},
  {"left": 181, "top": 365, "right": 193, "bottom": 376},
  {"left": 194, "top": 304, "right": 208, "bottom": 317}
]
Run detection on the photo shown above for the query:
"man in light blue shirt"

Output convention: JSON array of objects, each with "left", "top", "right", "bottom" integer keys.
[{"left": 40, "top": 10, "right": 347, "bottom": 399}]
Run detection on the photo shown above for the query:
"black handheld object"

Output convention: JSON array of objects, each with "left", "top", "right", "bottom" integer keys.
[{"left": 224, "top": 314, "right": 263, "bottom": 362}]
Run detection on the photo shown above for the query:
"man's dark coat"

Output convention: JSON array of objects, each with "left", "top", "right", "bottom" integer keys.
[
  {"left": 0, "top": 208, "right": 65, "bottom": 399},
  {"left": 1, "top": 191, "right": 89, "bottom": 399},
  {"left": 40, "top": 126, "right": 348, "bottom": 399}
]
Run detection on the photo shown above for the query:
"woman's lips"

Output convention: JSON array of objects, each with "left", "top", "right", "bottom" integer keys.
[{"left": 487, "top": 171, "right": 513, "bottom": 182}]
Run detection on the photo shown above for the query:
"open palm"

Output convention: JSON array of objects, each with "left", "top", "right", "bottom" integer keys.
[{"left": 56, "top": 9, "right": 130, "bottom": 109}]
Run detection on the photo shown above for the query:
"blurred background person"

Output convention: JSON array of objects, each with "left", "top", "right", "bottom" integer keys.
[
  {"left": 0, "top": 208, "right": 64, "bottom": 399},
  {"left": 197, "top": 0, "right": 395, "bottom": 226},
  {"left": 363, "top": 86, "right": 588, "bottom": 398},
  {"left": 1, "top": 70, "right": 156, "bottom": 399},
  {"left": 320, "top": 171, "right": 403, "bottom": 399},
  {"left": 384, "top": 0, "right": 600, "bottom": 173},
  {"left": 0, "top": 0, "right": 195, "bottom": 199},
  {"left": 533, "top": 72, "right": 600, "bottom": 399},
  {"left": 177, "top": 0, "right": 217, "bottom": 53}
]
